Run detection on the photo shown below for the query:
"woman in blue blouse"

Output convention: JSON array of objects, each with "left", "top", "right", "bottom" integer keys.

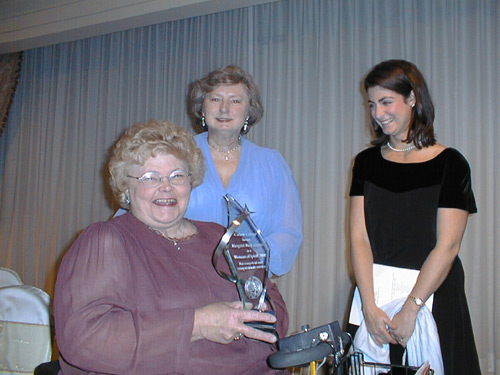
[{"left": 186, "top": 65, "right": 303, "bottom": 277}]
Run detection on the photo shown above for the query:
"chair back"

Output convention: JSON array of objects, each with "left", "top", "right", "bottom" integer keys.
[
  {"left": 0, "top": 284, "right": 52, "bottom": 374},
  {"left": 0, "top": 268, "right": 23, "bottom": 288}
]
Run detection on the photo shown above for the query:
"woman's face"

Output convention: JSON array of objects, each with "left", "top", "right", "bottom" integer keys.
[
  {"left": 367, "top": 85, "right": 415, "bottom": 139},
  {"left": 202, "top": 83, "right": 250, "bottom": 134},
  {"left": 127, "top": 153, "right": 191, "bottom": 232}
]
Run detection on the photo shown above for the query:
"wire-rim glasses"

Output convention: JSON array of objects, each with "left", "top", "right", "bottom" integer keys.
[{"left": 127, "top": 170, "right": 191, "bottom": 187}]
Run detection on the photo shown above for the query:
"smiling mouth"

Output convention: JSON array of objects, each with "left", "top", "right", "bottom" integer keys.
[
  {"left": 154, "top": 198, "right": 177, "bottom": 206},
  {"left": 379, "top": 118, "right": 393, "bottom": 126}
]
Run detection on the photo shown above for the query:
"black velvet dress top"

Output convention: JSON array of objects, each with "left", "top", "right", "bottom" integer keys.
[{"left": 349, "top": 147, "right": 481, "bottom": 375}]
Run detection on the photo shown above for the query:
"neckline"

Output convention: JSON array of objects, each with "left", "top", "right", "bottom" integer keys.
[
  {"left": 379, "top": 147, "right": 450, "bottom": 165},
  {"left": 202, "top": 132, "right": 245, "bottom": 191},
  {"left": 207, "top": 135, "right": 242, "bottom": 161},
  {"left": 148, "top": 220, "right": 198, "bottom": 251}
]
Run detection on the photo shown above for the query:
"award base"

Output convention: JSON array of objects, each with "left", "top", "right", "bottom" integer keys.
[
  {"left": 245, "top": 321, "right": 276, "bottom": 334},
  {"left": 245, "top": 311, "right": 276, "bottom": 334}
]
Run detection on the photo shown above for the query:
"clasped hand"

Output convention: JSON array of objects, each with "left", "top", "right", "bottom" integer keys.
[
  {"left": 364, "top": 305, "right": 416, "bottom": 347},
  {"left": 388, "top": 308, "right": 417, "bottom": 348},
  {"left": 193, "top": 301, "right": 277, "bottom": 344}
]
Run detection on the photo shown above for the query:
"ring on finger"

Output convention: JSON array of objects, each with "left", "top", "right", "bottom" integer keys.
[{"left": 234, "top": 333, "right": 243, "bottom": 341}]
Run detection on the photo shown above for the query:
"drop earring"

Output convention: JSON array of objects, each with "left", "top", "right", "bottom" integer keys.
[
  {"left": 125, "top": 190, "right": 130, "bottom": 205},
  {"left": 201, "top": 115, "right": 207, "bottom": 130},
  {"left": 242, "top": 117, "right": 249, "bottom": 134}
]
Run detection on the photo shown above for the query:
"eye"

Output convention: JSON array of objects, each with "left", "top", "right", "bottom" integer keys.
[
  {"left": 210, "top": 97, "right": 220, "bottom": 102},
  {"left": 169, "top": 170, "right": 190, "bottom": 185},
  {"left": 232, "top": 98, "right": 241, "bottom": 104},
  {"left": 382, "top": 100, "right": 392, "bottom": 106},
  {"left": 140, "top": 172, "right": 161, "bottom": 186},
  {"left": 170, "top": 171, "right": 186, "bottom": 180}
]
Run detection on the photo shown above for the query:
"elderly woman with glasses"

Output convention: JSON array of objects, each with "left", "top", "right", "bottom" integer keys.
[{"left": 53, "top": 120, "right": 289, "bottom": 375}]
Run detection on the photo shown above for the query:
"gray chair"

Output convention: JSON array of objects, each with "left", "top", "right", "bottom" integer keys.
[
  {"left": 0, "top": 284, "right": 52, "bottom": 374},
  {"left": 0, "top": 267, "right": 23, "bottom": 288}
]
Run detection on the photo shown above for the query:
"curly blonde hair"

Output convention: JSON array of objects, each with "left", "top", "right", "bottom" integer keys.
[{"left": 109, "top": 120, "right": 205, "bottom": 209}]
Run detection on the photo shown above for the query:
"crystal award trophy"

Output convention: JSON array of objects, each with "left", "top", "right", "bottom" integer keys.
[{"left": 213, "top": 194, "right": 275, "bottom": 332}]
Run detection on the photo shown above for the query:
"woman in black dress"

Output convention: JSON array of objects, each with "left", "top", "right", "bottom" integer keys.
[{"left": 349, "top": 59, "right": 481, "bottom": 374}]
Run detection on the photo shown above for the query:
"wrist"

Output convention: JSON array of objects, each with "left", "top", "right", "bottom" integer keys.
[
  {"left": 407, "top": 294, "right": 425, "bottom": 308},
  {"left": 191, "top": 308, "right": 205, "bottom": 342},
  {"left": 361, "top": 299, "right": 377, "bottom": 312}
]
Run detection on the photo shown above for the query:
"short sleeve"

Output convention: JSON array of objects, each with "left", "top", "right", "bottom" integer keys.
[
  {"left": 349, "top": 152, "right": 367, "bottom": 196},
  {"left": 438, "top": 149, "right": 477, "bottom": 213}
]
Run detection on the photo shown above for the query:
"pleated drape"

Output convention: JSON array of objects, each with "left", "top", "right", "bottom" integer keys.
[
  {"left": 0, "top": 52, "right": 23, "bottom": 136},
  {"left": 0, "top": 0, "right": 498, "bottom": 372}
]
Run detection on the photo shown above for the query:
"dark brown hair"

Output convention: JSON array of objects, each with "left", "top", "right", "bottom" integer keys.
[{"left": 364, "top": 59, "right": 436, "bottom": 148}]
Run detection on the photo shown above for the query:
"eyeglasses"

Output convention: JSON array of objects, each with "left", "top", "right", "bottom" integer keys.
[{"left": 127, "top": 170, "right": 191, "bottom": 187}]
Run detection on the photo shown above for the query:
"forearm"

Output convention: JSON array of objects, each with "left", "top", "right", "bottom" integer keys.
[
  {"left": 351, "top": 242, "right": 376, "bottom": 309},
  {"left": 392, "top": 208, "right": 469, "bottom": 343},
  {"left": 57, "top": 305, "right": 194, "bottom": 373},
  {"left": 267, "top": 231, "right": 302, "bottom": 276},
  {"left": 389, "top": 247, "right": 458, "bottom": 345},
  {"left": 267, "top": 156, "right": 303, "bottom": 276},
  {"left": 349, "top": 196, "right": 376, "bottom": 309},
  {"left": 406, "top": 208, "right": 468, "bottom": 306},
  {"left": 408, "top": 246, "right": 458, "bottom": 305},
  {"left": 390, "top": 247, "right": 457, "bottom": 344},
  {"left": 351, "top": 236, "right": 398, "bottom": 344}
]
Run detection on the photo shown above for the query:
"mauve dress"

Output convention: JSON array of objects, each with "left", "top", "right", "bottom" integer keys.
[
  {"left": 54, "top": 213, "right": 288, "bottom": 375},
  {"left": 349, "top": 147, "right": 480, "bottom": 375}
]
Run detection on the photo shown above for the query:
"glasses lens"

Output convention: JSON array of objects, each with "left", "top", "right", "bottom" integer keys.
[
  {"left": 140, "top": 172, "right": 161, "bottom": 187},
  {"left": 169, "top": 171, "right": 189, "bottom": 186}
]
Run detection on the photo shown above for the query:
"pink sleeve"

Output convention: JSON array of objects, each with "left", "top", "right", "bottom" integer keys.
[{"left": 54, "top": 223, "right": 194, "bottom": 374}]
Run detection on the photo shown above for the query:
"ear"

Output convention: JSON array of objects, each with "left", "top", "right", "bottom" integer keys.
[{"left": 408, "top": 90, "right": 416, "bottom": 108}]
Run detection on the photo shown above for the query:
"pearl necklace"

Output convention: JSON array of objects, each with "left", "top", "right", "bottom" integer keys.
[
  {"left": 386, "top": 142, "right": 415, "bottom": 152},
  {"left": 208, "top": 136, "right": 241, "bottom": 161}
]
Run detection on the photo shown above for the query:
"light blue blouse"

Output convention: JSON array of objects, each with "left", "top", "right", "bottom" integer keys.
[{"left": 185, "top": 133, "right": 303, "bottom": 276}]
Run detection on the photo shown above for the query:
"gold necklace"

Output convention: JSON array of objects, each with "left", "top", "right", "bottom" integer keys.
[
  {"left": 208, "top": 136, "right": 241, "bottom": 161},
  {"left": 148, "top": 225, "right": 198, "bottom": 251}
]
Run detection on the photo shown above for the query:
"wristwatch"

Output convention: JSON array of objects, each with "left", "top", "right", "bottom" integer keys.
[{"left": 407, "top": 294, "right": 425, "bottom": 307}]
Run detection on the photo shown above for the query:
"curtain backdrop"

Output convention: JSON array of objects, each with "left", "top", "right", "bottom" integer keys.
[
  {"left": 0, "top": 52, "right": 22, "bottom": 137},
  {"left": 0, "top": 0, "right": 498, "bottom": 372}
]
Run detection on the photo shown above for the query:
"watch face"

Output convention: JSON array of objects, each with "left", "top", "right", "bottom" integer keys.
[{"left": 409, "top": 295, "right": 424, "bottom": 306}]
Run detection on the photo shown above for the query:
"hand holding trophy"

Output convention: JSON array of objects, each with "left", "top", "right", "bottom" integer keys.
[{"left": 212, "top": 194, "right": 276, "bottom": 333}]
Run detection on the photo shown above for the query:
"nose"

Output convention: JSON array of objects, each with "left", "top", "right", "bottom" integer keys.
[
  {"left": 219, "top": 99, "right": 229, "bottom": 113},
  {"left": 159, "top": 177, "right": 173, "bottom": 191},
  {"left": 374, "top": 105, "right": 384, "bottom": 119}
]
